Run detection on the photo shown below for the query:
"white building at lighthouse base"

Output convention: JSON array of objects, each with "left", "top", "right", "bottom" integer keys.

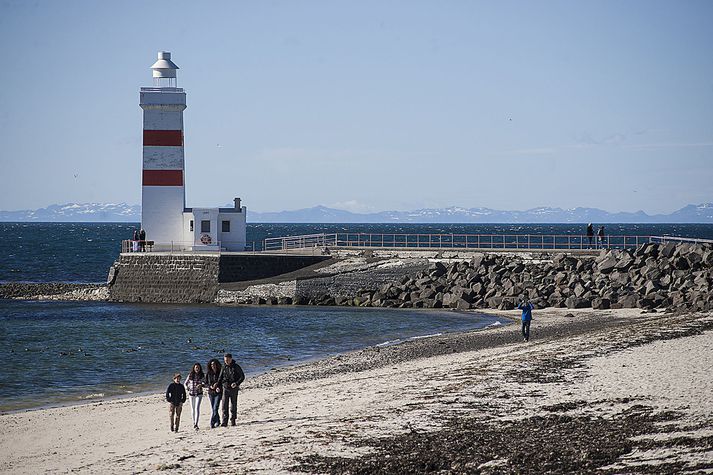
[{"left": 182, "top": 199, "right": 247, "bottom": 251}]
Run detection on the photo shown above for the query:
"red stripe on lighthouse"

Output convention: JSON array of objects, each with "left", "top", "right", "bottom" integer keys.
[
  {"left": 142, "top": 170, "right": 184, "bottom": 186},
  {"left": 143, "top": 130, "right": 183, "bottom": 146}
]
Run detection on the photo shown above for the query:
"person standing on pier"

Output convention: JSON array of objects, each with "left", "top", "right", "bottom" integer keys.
[
  {"left": 218, "top": 353, "right": 245, "bottom": 427},
  {"left": 598, "top": 225, "right": 606, "bottom": 248},
  {"left": 586, "top": 223, "right": 594, "bottom": 248},
  {"left": 518, "top": 297, "right": 534, "bottom": 342}
]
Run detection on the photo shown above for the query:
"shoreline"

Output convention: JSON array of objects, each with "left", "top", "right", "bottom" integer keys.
[
  {"left": 3, "top": 308, "right": 710, "bottom": 473},
  {"left": 0, "top": 306, "right": 510, "bottom": 414}
]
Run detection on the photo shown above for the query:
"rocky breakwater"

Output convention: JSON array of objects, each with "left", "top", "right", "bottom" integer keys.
[
  {"left": 266, "top": 242, "right": 712, "bottom": 312},
  {"left": 0, "top": 283, "right": 108, "bottom": 301}
]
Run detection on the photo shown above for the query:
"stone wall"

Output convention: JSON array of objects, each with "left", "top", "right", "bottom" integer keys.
[
  {"left": 108, "top": 253, "right": 330, "bottom": 304},
  {"left": 108, "top": 254, "right": 220, "bottom": 303}
]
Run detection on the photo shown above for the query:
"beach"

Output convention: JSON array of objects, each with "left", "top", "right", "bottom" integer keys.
[{"left": 1, "top": 308, "right": 712, "bottom": 473}]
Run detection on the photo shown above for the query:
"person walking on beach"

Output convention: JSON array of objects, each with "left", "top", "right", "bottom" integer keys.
[
  {"left": 184, "top": 363, "right": 205, "bottom": 430},
  {"left": 518, "top": 297, "right": 534, "bottom": 342},
  {"left": 598, "top": 225, "right": 606, "bottom": 249},
  {"left": 205, "top": 359, "right": 223, "bottom": 429},
  {"left": 586, "top": 223, "right": 594, "bottom": 248},
  {"left": 166, "top": 373, "right": 186, "bottom": 433},
  {"left": 218, "top": 353, "right": 245, "bottom": 427}
]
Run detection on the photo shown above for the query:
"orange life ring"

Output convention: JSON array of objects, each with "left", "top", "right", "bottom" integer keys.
[{"left": 200, "top": 233, "right": 212, "bottom": 244}]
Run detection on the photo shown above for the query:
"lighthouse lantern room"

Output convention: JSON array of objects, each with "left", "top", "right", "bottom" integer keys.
[{"left": 140, "top": 51, "right": 247, "bottom": 251}]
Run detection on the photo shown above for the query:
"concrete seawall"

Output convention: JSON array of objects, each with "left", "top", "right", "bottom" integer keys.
[{"left": 107, "top": 253, "right": 328, "bottom": 303}]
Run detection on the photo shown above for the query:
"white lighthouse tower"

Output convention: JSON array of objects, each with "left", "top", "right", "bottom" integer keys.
[
  {"left": 139, "top": 52, "right": 247, "bottom": 251},
  {"left": 140, "top": 51, "right": 186, "bottom": 247}
]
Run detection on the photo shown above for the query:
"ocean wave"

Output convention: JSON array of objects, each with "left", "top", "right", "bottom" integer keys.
[
  {"left": 408, "top": 333, "right": 443, "bottom": 340},
  {"left": 81, "top": 393, "right": 105, "bottom": 400}
]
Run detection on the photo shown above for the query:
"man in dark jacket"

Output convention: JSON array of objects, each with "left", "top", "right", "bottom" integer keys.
[
  {"left": 166, "top": 373, "right": 187, "bottom": 432},
  {"left": 586, "top": 223, "right": 594, "bottom": 248},
  {"left": 518, "top": 297, "right": 534, "bottom": 342},
  {"left": 218, "top": 353, "right": 245, "bottom": 426}
]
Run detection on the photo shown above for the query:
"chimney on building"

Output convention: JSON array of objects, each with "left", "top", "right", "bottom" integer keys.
[{"left": 234, "top": 197, "right": 242, "bottom": 211}]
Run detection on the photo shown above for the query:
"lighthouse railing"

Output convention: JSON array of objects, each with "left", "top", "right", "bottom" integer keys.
[{"left": 120, "top": 240, "right": 263, "bottom": 254}]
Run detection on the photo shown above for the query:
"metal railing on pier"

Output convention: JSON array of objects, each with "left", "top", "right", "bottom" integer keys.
[
  {"left": 263, "top": 233, "right": 713, "bottom": 253},
  {"left": 120, "top": 240, "right": 258, "bottom": 254},
  {"left": 648, "top": 235, "right": 713, "bottom": 245}
]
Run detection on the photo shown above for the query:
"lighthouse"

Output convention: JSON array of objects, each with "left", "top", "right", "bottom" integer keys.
[
  {"left": 140, "top": 52, "right": 186, "bottom": 246},
  {"left": 139, "top": 52, "right": 247, "bottom": 251}
]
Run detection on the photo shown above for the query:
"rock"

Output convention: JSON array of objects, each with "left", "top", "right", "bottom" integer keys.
[
  {"left": 673, "top": 257, "right": 690, "bottom": 270},
  {"left": 565, "top": 296, "right": 590, "bottom": 309},
  {"left": 644, "top": 281, "right": 659, "bottom": 295},
  {"left": 415, "top": 277, "right": 433, "bottom": 288},
  {"left": 596, "top": 254, "right": 618, "bottom": 274},
  {"left": 660, "top": 242, "right": 676, "bottom": 258},
  {"left": 617, "top": 294, "right": 639, "bottom": 308},
  {"left": 428, "top": 261, "right": 447, "bottom": 277},
  {"left": 487, "top": 296, "right": 503, "bottom": 308},
  {"left": 591, "top": 297, "right": 610, "bottom": 310},
  {"left": 573, "top": 283, "right": 587, "bottom": 298},
  {"left": 615, "top": 252, "right": 635, "bottom": 271}
]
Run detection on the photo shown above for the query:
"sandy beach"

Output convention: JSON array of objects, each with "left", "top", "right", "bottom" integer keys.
[{"left": 1, "top": 308, "right": 712, "bottom": 474}]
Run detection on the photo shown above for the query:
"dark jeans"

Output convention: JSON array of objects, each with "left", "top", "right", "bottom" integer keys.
[
  {"left": 209, "top": 392, "right": 222, "bottom": 428},
  {"left": 222, "top": 390, "right": 239, "bottom": 425},
  {"left": 522, "top": 320, "right": 531, "bottom": 341}
]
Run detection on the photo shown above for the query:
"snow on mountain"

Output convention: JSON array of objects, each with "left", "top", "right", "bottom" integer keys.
[
  {"left": 2, "top": 203, "right": 713, "bottom": 223},
  {"left": 0, "top": 203, "right": 140, "bottom": 222}
]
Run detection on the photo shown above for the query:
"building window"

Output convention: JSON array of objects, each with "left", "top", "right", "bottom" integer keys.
[
  {"left": 189, "top": 220, "right": 194, "bottom": 232},
  {"left": 222, "top": 220, "right": 231, "bottom": 233},
  {"left": 201, "top": 220, "right": 210, "bottom": 233}
]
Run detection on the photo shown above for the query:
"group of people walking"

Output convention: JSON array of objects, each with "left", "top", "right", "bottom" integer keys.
[
  {"left": 165, "top": 353, "right": 245, "bottom": 432},
  {"left": 586, "top": 223, "right": 606, "bottom": 248}
]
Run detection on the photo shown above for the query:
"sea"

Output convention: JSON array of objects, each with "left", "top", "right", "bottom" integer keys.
[{"left": 1, "top": 222, "right": 712, "bottom": 412}]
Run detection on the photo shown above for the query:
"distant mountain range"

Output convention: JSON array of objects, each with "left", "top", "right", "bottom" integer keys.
[
  {"left": 248, "top": 203, "right": 713, "bottom": 223},
  {"left": 0, "top": 203, "right": 141, "bottom": 222},
  {"left": 1, "top": 202, "right": 712, "bottom": 223}
]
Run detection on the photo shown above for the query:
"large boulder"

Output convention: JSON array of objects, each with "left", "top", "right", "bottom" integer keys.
[
  {"left": 660, "top": 242, "right": 677, "bottom": 258},
  {"left": 565, "top": 296, "right": 590, "bottom": 309},
  {"left": 591, "top": 297, "right": 611, "bottom": 310},
  {"left": 596, "top": 254, "right": 618, "bottom": 274},
  {"left": 428, "top": 262, "right": 447, "bottom": 278},
  {"left": 617, "top": 294, "right": 639, "bottom": 308}
]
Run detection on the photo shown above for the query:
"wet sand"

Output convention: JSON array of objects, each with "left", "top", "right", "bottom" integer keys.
[{"left": 1, "top": 308, "right": 711, "bottom": 474}]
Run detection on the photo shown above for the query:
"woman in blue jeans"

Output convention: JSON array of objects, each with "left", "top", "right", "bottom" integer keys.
[{"left": 205, "top": 359, "right": 223, "bottom": 428}]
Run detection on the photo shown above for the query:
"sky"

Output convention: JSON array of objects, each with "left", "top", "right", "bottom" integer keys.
[{"left": 0, "top": 0, "right": 712, "bottom": 214}]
